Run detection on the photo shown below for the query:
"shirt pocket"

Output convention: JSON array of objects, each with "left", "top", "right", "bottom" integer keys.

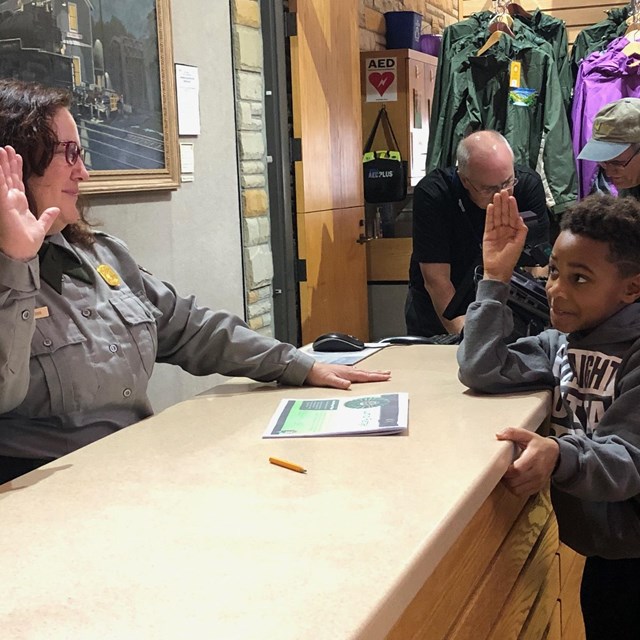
[
  {"left": 109, "top": 294, "right": 159, "bottom": 377},
  {"left": 29, "top": 315, "right": 99, "bottom": 416}
]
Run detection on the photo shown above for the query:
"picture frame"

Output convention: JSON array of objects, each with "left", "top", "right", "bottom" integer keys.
[{"left": 0, "top": 0, "right": 179, "bottom": 194}]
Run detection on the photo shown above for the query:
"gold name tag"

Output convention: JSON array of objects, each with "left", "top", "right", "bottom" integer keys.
[
  {"left": 34, "top": 306, "right": 50, "bottom": 319},
  {"left": 97, "top": 264, "right": 122, "bottom": 287}
]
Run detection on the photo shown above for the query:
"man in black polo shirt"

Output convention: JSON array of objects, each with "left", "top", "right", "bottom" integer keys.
[{"left": 406, "top": 130, "right": 550, "bottom": 337}]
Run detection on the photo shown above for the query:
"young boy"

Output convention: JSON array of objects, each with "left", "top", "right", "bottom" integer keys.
[{"left": 457, "top": 192, "right": 640, "bottom": 640}]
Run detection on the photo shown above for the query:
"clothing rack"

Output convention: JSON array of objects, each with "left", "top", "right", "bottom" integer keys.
[{"left": 460, "top": 0, "right": 627, "bottom": 47}]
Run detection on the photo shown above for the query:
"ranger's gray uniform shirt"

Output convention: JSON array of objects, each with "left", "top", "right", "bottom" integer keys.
[{"left": 0, "top": 231, "right": 314, "bottom": 459}]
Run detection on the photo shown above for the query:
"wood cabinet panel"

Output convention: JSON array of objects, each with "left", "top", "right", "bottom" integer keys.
[
  {"left": 366, "top": 238, "right": 412, "bottom": 281},
  {"left": 559, "top": 545, "right": 586, "bottom": 639},
  {"left": 543, "top": 601, "right": 562, "bottom": 640},
  {"left": 297, "top": 207, "right": 368, "bottom": 343},
  {"left": 488, "top": 517, "right": 560, "bottom": 640},
  {"left": 290, "top": 0, "right": 363, "bottom": 213},
  {"left": 449, "top": 492, "right": 556, "bottom": 640},
  {"left": 508, "top": 550, "right": 560, "bottom": 640},
  {"left": 563, "top": 607, "right": 586, "bottom": 640},
  {"left": 385, "top": 483, "right": 529, "bottom": 640},
  {"left": 384, "top": 484, "right": 591, "bottom": 640},
  {"left": 289, "top": 0, "right": 368, "bottom": 340}
]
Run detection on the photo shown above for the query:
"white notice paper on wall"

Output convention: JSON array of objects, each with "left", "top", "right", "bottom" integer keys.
[
  {"left": 180, "top": 143, "right": 195, "bottom": 182},
  {"left": 175, "top": 64, "right": 201, "bottom": 135}
]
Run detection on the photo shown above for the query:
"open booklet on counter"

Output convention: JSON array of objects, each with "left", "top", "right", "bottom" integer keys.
[{"left": 263, "top": 393, "right": 408, "bottom": 438}]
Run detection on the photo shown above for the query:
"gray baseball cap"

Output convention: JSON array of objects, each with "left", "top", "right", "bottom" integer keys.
[{"left": 578, "top": 97, "right": 640, "bottom": 162}]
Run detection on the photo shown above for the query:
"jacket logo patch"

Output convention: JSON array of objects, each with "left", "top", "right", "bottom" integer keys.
[{"left": 509, "top": 87, "right": 537, "bottom": 106}]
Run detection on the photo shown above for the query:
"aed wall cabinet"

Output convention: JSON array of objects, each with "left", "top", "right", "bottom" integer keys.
[{"left": 361, "top": 48, "right": 438, "bottom": 189}]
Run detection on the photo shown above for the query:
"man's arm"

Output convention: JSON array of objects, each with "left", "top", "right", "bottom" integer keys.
[{"left": 419, "top": 262, "right": 465, "bottom": 334}]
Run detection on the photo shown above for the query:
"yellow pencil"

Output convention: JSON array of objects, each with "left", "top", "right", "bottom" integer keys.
[{"left": 269, "top": 457, "right": 307, "bottom": 474}]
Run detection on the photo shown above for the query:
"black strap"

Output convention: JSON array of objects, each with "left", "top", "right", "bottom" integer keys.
[
  {"left": 363, "top": 106, "right": 401, "bottom": 154},
  {"left": 442, "top": 263, "right": 480, "bottom": 320}
]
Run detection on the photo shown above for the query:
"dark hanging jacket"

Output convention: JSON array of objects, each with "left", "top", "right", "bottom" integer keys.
[
  {"left": 427, "top": 33, "right": 576, "bottom": 215},
  {"left": 570, "top": 7, "right": 630, "bottom": 81}
]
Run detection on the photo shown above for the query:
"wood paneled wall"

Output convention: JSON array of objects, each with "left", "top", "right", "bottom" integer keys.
[
  {"left": 289, "top": 0, "right": 370, "bottom": 343},
  {"left": 461, "top": 0, "right": 627, "bottom": 46}
]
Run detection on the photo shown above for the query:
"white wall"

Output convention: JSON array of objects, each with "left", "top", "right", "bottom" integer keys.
[{"left": 91, "top": 1, "right": 244, "bottom": 412}]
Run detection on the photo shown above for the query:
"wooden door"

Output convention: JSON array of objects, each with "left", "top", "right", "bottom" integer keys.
[{"left": 289, "top": 0, "right": 369, "bottom": 344}]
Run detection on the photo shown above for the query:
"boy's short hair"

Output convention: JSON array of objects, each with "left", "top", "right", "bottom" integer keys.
[{"left": 560, "top": 194, "right": 640, "bottom": 277}]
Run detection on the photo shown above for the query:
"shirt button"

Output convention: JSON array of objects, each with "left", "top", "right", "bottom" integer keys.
[
  {"left": 109, "top": 344, "right": 118, "bottom": 353},
  {"left": 21, "top": 310, "right": 30, "bottom": 320},
  {"left": 43, "top": 338, "right": 52, "bottom": 347},
  {"left": 123, "top": 388, "right": 132, "bottom": 398},
  {"left": 82, "top": 309, "right": 92, "bottom": 318}
]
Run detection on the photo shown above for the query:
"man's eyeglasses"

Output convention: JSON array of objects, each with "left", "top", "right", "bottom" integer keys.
[
  {"left": 467, "top": 176, "right": 519, "bottom": 197},
  {"left": 55, "top": 140, "right": 86, "bottom": 166},
  {"left": 600, "top": 146, "right": 640, "bottom": 168}
]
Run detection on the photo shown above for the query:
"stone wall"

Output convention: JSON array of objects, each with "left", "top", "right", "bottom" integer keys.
[
  {"left": 360, "top": 0, "right": 459, "bottom": 51},
  {"left": 230, "top": 0, "right": 274, "bottom": 335}
]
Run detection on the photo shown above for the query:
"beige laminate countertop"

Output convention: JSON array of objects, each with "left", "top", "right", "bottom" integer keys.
[{"left": 0, "top": 346, "right": 549, "bottom": 640}]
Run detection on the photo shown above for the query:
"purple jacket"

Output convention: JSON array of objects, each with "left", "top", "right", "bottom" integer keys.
[{"left": 572, "top": 36, "right": 640, "bottom": 198}]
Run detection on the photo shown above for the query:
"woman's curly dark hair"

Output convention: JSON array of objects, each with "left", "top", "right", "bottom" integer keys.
[
  {"left": 560, "top": 194, "right": 640, "bottom": 277},
  {"left": 0, "top": 79, "right": 94, "bottom": 246}
]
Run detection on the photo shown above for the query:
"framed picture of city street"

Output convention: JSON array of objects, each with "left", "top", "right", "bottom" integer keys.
[{"left": 0, "top": 0, "right": 179, "bottom": 194}]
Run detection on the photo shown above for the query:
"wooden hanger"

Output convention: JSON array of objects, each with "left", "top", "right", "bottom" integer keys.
[
  {"left": 477, "top": 30, "right": 504, "bottom": 56},
  {"left": 625, "top": 21, "right": 640, "bottom": 35},
  {"left": 490, "top": 12, "right": 515, "bottom": 35},
  {"left": 626, "top": 0, "right": 640, "bottom": 34},
  {"left": 623, "top": 23, "right": 640, "bottom": 57},
  {"left": 507, "top": 2, "right": 532, "bottom": 20},
  {"left": 477, "top": 14, "right": 514, "bottom": 55}
]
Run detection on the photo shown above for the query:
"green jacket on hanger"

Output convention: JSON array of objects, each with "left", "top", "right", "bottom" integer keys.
[{"left": 427, "top": 34, "right": 576, "bottom": 215}]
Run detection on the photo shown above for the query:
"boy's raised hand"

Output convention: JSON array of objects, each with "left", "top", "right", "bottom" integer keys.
[
  {"left": 482, "top": 189, "right": 528, "bottom": 283},
  {"left": 0, "top": 146, "right": 59, "bottom": 261}
]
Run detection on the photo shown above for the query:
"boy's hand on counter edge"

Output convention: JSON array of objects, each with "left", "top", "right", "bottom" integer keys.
[
  {"left": 304, "top": 362, "right": 391, "bottom": 390},
  {"left": 496, "top": 427, "right": 560, "bottom": 497}
]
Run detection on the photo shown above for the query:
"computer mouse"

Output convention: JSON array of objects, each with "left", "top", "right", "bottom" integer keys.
[{"left": 312, "top": 332, "right": 365, "bottom": 352}]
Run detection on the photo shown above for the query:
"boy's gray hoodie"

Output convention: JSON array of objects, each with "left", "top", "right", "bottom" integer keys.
[{"left": 458, "top": 279, "right": 640, "bottom": 559}]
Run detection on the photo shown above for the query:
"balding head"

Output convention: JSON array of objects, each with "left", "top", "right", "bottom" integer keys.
[
  {"left": 456, "top": 131, "right": 516, "bottom": 209},
  {"left": 457, "top": 131, "right": 514, "bottom": 173}
]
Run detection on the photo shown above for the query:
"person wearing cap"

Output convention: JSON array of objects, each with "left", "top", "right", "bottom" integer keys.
[{"left": 578, "top": 97, "right": 640, "bottom": 199}]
